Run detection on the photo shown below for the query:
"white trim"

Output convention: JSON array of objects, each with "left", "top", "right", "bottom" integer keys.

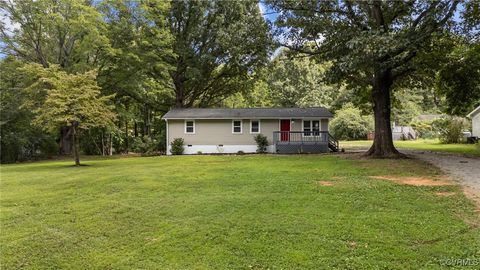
[
  {"left": 250, "top": 119, "right": 261, "bottom": 134},
  {"left": 165, "top": 119, "right": 170, "bottom": 155},
  {"left": 302, "top": 119, "right": 321, "bottom": 137},
  {"left": 467, "top": 105, "right": 480, "bottom": 118},
  {"left": 181, "top": 145, "right": 275, "bottom": 154},
  {"left": 184, "top": 120, "right": 195, "bottom": 134},
  {"left": 232, "top": 120, "right": 243, "bottom": 134}
]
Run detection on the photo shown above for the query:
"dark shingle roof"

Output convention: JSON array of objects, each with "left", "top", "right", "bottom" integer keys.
[{"left": 162, "top": 107, "right": 333, "bottom": 119}]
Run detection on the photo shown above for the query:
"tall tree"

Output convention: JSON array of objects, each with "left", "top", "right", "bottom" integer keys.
[
  {"left": 0, "top": 57, "right": 58, "bottom": 163},
  {"left": 168, "top": 0, "right": 272, "bottom": 107},
  {"left": 268, "top": 49, "right": 338, "bottom": 108},
  {"left": 267, "top": 0, "right": 464, "bottom": 158},
  {"left": 1, "top": 0, "right": 110, "bottom": 155},
  {"left": 98, "top": 0, "right": 173, "bottom": 151},
  {"left": 435, "top": 43, "right": 480, "bottom": 115},
  {"left": 23, "top": 64, "right": 116, "bottom": 166},
  {"left": 0, "top": 0, "right": 108, "bottom": 71}
]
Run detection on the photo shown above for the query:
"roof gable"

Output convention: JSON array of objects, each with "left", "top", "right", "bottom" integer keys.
[{"left": 162, "top": 107, "right": 333, "bottom": 119}]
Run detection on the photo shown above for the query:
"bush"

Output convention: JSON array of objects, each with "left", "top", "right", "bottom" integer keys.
[
  {"left": 170, "top": 138, "right": 184, "bottom": 155},
  {"left": 330, "top": 104, "right": 373, "bottom": 140},
  {"left": 131, "top": 136, "right": 161, "bottom": 155},
  {"left": 410, "top": 120, "right": 437, "bottom": 139},
  {"left": 254, "top": 134, "right": 269, "bottom": 153},
  {"left": 1, "top": 128, "right": 58, "bottom": 163},
  {"left": 432, "top": 117, "right": 467, "bottom": 144}
]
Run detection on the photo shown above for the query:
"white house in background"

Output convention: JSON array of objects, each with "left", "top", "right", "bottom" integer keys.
[
  {"left": 467, "top": 105, "right": 480, "bottom": 137},
  {"left": 162, "top": 108, "right": 338, "bottom": 155}
]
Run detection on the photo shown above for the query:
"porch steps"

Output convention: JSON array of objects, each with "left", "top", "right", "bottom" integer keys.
[{"left": 328, "top": 133, "right": 339, "bottom": 152}]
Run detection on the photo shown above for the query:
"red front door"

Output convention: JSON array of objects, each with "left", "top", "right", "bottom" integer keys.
[{"left": 280, "top": 119, "right": 290, "bottom": 141}]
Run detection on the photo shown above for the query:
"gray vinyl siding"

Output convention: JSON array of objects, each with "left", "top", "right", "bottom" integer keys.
[
  {"left": 168, "top": 119, "right": 278, "bottom": 146},
  {"left": 321, "top": 119, "right": 328, "bottom": 131},
  {"left": 167, "top": 118, "right": 329, "bottom": 146}
]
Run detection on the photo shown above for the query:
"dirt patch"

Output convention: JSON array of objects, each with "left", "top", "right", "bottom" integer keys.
[
  {"left": 145, "top": 237, "right": 159, "bottom": 242},
  {"left": 463, "top": 188, "right": 480, "bottom": 212},
  {"left": 370, "top": 175, "right": 454, "bottom": 186},
  {"left": 316, "top": 181, "right": 334, "bottom": 186},
  {"left": 434, "top": 192, "right": 456, "bottom": 197},
  {"left": 347, "top": 241, "right": 357, "bottom": 249}
]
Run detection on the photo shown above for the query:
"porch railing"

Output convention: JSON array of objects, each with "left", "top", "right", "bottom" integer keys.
[
  {"left": 273, "top": 131, "right": 339, "bottom": 152},
  {"left": 273, "top": 131, "right": 329, "bottom": 143}
]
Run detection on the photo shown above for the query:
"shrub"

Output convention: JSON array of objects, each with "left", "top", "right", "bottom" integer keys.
[
  {"left": 330, "top": 104, "right": 373, "bottom": 140},
  {"left": 410, "top": 120, "right": 437, "bottom": 139},
  {"left": 433, "top": 117, "right": 467, "bottom": 144},
  {"left": 131, "top": 136, "right": 161, "bottom": 155},
  {"left": 170, "top": 138, "right": 185, "bottom": 155},
  {"left": 254, "top": 134, "right": 269, "bottom": 153},
  {"left": 197, "top": 151, "right": 203, "bottom": 155}
]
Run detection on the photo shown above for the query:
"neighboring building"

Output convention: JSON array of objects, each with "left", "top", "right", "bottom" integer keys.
[
  {"left": 415, "top": 114, "right": 445, "bottom": 122},
  {"left": 392, "top": 123, "right": 417, "bottom": 140},
  {"left": 467, "top": 106, "right": 480, "bottom": 137},
  {"left": 162, "top": 108, "right": 338, "bottom": 154}
]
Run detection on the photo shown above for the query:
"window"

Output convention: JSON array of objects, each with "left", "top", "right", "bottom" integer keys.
[
  {"left": 303, "top": 120, "right": 320, "bottom": 136},
  {"left": 250, "top": 120, "right": 260, "bottom": 133},
  {"left": 185, "top": 120, "right": 195, "bottom": 134},
  {"left": 232, "top": 120, "right": 242, "bottom": 134}
]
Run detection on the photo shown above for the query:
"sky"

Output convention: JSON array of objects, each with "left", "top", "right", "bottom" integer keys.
[
  {"left": 258, "top": 1, "right": 278, "bottom": 23},
  {"left": 258, "top": 1, "right": 284, "bottom": 59},
  {"left": 0, "top": 10, "right": 15, "bottom": 58}
]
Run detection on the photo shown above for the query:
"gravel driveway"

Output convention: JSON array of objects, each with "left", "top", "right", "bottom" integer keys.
[{"left": 403, "top": 150, "right": 480, "bottom": 196}]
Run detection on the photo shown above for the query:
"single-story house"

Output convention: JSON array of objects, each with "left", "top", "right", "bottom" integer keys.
[
  {"left": 467, "top": 105, "right": 480, "bottom": 137},
  {"left": 162, "top": 108, "right": 338, "bottom": 154}
]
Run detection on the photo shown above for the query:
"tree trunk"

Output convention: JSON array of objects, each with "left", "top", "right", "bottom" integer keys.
[
  {"left": 59, "top": 126, "right": 72, "bottom": 155},
  {"left": 109, "top": 133, "right": 113, "bottom": 156},
  {"left": 71, "top": 123, "right": 80, "bottom": 166},
  {"left": 101, "top": 130, "right": 106, "bottom": 156},
  {"left": 143, "top": 106, "right": 150, "bottom": 136},
  {"left": 125, "top": 121, "right": 129, "bottom": 153},
  {"left": 366, "top": 70, "right": 404, "bottom": 158},
  {"left": 174, "top": 75, "right": 185, "bottom": 108}
]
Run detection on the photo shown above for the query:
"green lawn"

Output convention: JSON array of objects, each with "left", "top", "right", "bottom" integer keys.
[
  {"left": 340, "top": 139, "right": 480, "bottom": 157},
  {"left": 1, "top": 155, "right": 479, "bottom": 269}
]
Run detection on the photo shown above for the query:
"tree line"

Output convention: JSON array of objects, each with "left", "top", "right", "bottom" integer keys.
[
  {"left": 1, "top": 0, "right": 479, "bottom": 163},
  {"left": 1, "top": 0, "right": 272, "bottom": 164}
]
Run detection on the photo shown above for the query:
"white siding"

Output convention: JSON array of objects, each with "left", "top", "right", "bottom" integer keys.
[{"left": 473, "top": 113, "right": 480, "bottom": 137}]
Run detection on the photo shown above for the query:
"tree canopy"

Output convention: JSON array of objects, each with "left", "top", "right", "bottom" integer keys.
[
  {"left": 23, "top": 64, "right": 116, "bottom": 165},
  {"left": 168, "top": 0, "right": 273, "bottom": 107},
  {"left": 266, "top": 0, "right": 476, "bottom": 157}
]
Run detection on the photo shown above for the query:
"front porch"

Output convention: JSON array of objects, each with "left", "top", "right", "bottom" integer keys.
[{"left": 273, "top": 131, "right": 339, "bottom": 154}]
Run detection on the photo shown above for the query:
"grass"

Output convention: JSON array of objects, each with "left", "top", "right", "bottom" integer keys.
[
  {"left": 340, "top": 139, "right": 480, "bottom": 157},
  {"left": 1, "top": 155, "right": 479, "bottom": 269}
]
